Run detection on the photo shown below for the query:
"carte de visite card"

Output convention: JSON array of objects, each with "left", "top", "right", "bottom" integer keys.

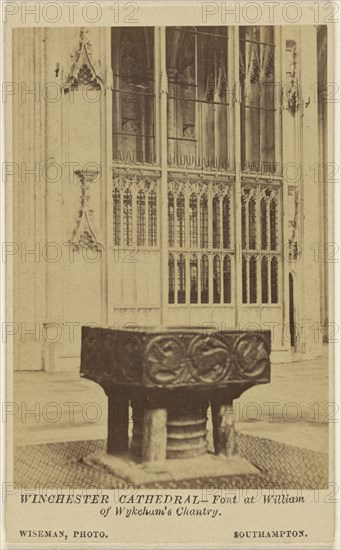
[{"left": 1, "top": 0, "right": 340, "bottom": 548}]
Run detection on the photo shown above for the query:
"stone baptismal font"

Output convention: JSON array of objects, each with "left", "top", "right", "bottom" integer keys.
[{"left": 80, "top": 326, "right": 271, "bottom": 483}]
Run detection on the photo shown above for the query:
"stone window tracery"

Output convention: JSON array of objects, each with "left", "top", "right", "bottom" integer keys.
[
  {"left": 112, "top": 180, "right": 158, "bottom": 249},
  {"left": 166, "top": 27, "right": 228, "bottom": 170},
  {"left": 123, "top": 189, "right": 132, "bottom": 246},
  {"left": 111, "top": 27, "right": 155, "bottom": 163},
  {"left": 177, "top": 253, "right": 186, "bottom": 304},
  {"left": 176, "top": 193, "right": 186, "bottom": 248},
  {"left": 168, "top": 192, "right": 175, "bottom": 247},
  {"left": 200, "top": 194, "right": 209, "bottom": 249},
  {"left": 261, "top": 255, "right": 269, "bottom": 303},
  {"left": 241, "top": 185, "right": 280, "bottom": 305},
  {"left": 113, "top": 188, "right": 121, "bottom": 246},
  {"left": 213, "top": 254, "right": 221, "bottom": 303},
  {"left": 201, "top": 254, "right": 209, "bottom": 304},
  {"left": 137, "top": 190, "right": 146, "bottom": 247},
  {"left": 240, "top": 26, "right": 276, "bottom": 173},
  {"left": 169, "top": 253, "right": 175, "bottom": 304},
  {"left": 271, "top": 256, "right": 279, "bottom": 303},
  {"left": 249, "top": 255, "right": 258, "bottom": 303},
  {"left": 190, "top": 254, "right": 199, "bottom": 303},
  {"left": 109, "top": 27, "right": 283, "bottom": 313},
  {"left": 148, "top": 190, "right": 157, "bottom": 246},
  {"left": 212, "top": 196, "right": 221, "bottom": 249},
  {"left": 222, "top": 196, "right": 231, "bottom": 249},
  {"left": 223, "top": 255, "right": 232, "bottom": 304},
  {"left": 189, "top": 194, "right": 198, "bottom": 248},
  {"left": 168, "top": 180, "right": 233, "bottom": 305}
]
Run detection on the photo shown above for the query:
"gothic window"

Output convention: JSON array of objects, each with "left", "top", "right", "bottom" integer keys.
[
  {"left": 176, "top": 193, "right": 185, "bottom": 247},
  {"left": 189, "top": 193, "right": 198, "bottom": 248},
  {"left": 190, "top": 254, "right": 198, "bottom": 303},
  {"left": 166, "top": 27, "right": 228, "bottom": 170},
  {"left": 177, "top": 253, "right": 186, "bottom": 303},
  {"left": 168, "top": 182, "right": 233, "bottom": 305},
  {"left": 249, "top": 255, "right": 257, "bottom": 303},
  {"left": 169, "top": 254, "right": 175, "bottom": 304},
  {"left": 123, "top": 189, "right": 132, "bottom": 246},
  {"left": 113, "top": 188, "right": 121, "bottom": 246},
  {"left": 213, "top": 196, "right": 221, "bottom": 248},
  {"left": 137, "top": 190, "right": 145, "bottom": 247},
  {"left": 241, "top": 188, "right": 257, "bottom": 252},
  {"left": 200, "top": 194, "right": 208, "bottom": 248},
  {"left": 240, "top": 26, "right": 275, "bottom": 173},
  {"left": 261, "top": 196, "right": 267, "bottom": 249},
  {"left": 270, "top": 198, "right": 277, "bottom": 250},
  {"left": 113, "top": 183, "right": 158, "bottom": 249},
  {"left": 148, "top": 190, "right": 157, "bottom": 246},
  {"left": 262, "top": 254, "right": 281, "bottom": 304},
  {"left": 241, "top": 200, "right": 247, "bottom": 249},
  {"left": 213, "top": 255, "right": 221, "bottom": 303},
  {"left": 242, "top": 186, "right": 280, "bottom": 304},
  {"left": 223, "top": 255, "right": 231, "bottom": 303},
  {"left": 271, "top": 256, "right": 278, "bottom": 303},
  {"left": 201, "top": 254, "right": 209, "bottom": 303},
  {"left": 249, "top": 198, "right": 256, "bottom": 249},
  {"left": 111, "top": 28, "right": 155, "bottom": 163},
  {"left": 168, "top": 192, "right": 175, "bottom": 247},
  {"left": 261, "top": 255, "right": 268, "bottom": 303},
  {"left": 242, "top": 255, "right": 247, "bottom": 303},
  {"left": 222, "top": 196, "right": 230, "bottom": 249}
]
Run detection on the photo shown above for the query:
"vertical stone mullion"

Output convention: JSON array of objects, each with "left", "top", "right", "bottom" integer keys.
[
  {"left": 112, "top": 30, "right": 121, "bottom": 160},
  {"left": 185, "top": 252, "right": 191, "bottom": 306},
  {"left": 185, "top": 186, "right": 190, "bottom": 304},
  {"left": 245, "top": 198, "right": 249, "bottom": 251},
  {"left": 267, "top": 253, "right": 270, "bottom": 305},
  {"left": 219, "top": 196, "right": 223, "bottom": 252},
  {"left": 131, "top": 186, "right": 137, "bottom": 252},
  {"left": 174, "top": 252, "right": 179, "bottom": 305},
  {"left": 174, "top": 192, "right": 179, "bottom": 248},
  {"left": 154, "top": 28, "right": 161, "bottom": 167},
  {"left": 267, "top": 198, "right": 271, "bottom": 304},
  {"left": 246, "top": 256, "right": 250, "bottom": 304},
  {"left": 244, "top": 38, "right": 252, "bottom": 167},
  {"left": 226, "top": 29, "right": 232, "bottom": 168},
  {"left": 100, "top": 27, "right": 112, "bottom": 327},
  {"left": 185, "top": 183, "right": 190, "bottom": 250},
  {"left": 198, "top": 251, "right": 202, "bottom": 304},
  {"left": 220, "top": 251, "right": 223, "bottom": 305},
  {"left": 234, "top": 26, "right": 242, "bottom": 321},
  {"left": 132, "top": 185, "right": 137, "bottom": 306},
  {"left": 120, "top": 188, "right": 124, "bottom": 247},
  {"left": 159, "top": 27, "right": 169, "bottom": 323},
  {"left": 167, "top": 68, "right": 177, "bottom": 163},
  {"left": 274, "top": 27, "right": 282, "bottom": 177},
  {"left": 195, "top": 194, "right": 199, "bottom": 249},
  {"left": 198, "top": 193, "right": 202, "bottom": 252},
  {"left": 281, "top": 26, "right": 291, "bottom": 349},
  {"left": 218, "top": 197, "right": 223, "bottom": 304},
  {"left": 208, "top": 187, "right": 213, "bottom": 304},
  {"left": 144, "top": 190, "right": 149, "bottom": 248},
  {"left": 254, "top": 188, "right": 259, "bottom": 305},
  {"left": 259, "top": 27, "right": 267, "bottom": 166}
]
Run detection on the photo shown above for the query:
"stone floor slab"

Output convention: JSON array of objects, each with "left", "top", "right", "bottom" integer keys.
[
  {"left": 14, "top": 437, "right": 328, "bottom": 489},
  {"left": 83, "top": 452, "right": 260, "bottom": 485}
]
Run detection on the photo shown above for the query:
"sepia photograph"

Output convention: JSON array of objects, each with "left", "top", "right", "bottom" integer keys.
[{"left": 2, "top": 2, "right": 339, "bottom": 547}]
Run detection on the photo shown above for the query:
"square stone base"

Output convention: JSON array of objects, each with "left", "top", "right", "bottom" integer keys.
[{"left": 83, "top": 452, "right": 260, "bottom": 485}]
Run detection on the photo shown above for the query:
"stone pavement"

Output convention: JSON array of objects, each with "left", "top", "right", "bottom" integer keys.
[
  {"left": 14, "top": 436, "right": 328, "bottom": 490},
  {"left": 11, "top": 346, "right": 330, "bottom": 488},
  {"left": 236, "top": 349, "right": 330, "bottom": 454}
]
